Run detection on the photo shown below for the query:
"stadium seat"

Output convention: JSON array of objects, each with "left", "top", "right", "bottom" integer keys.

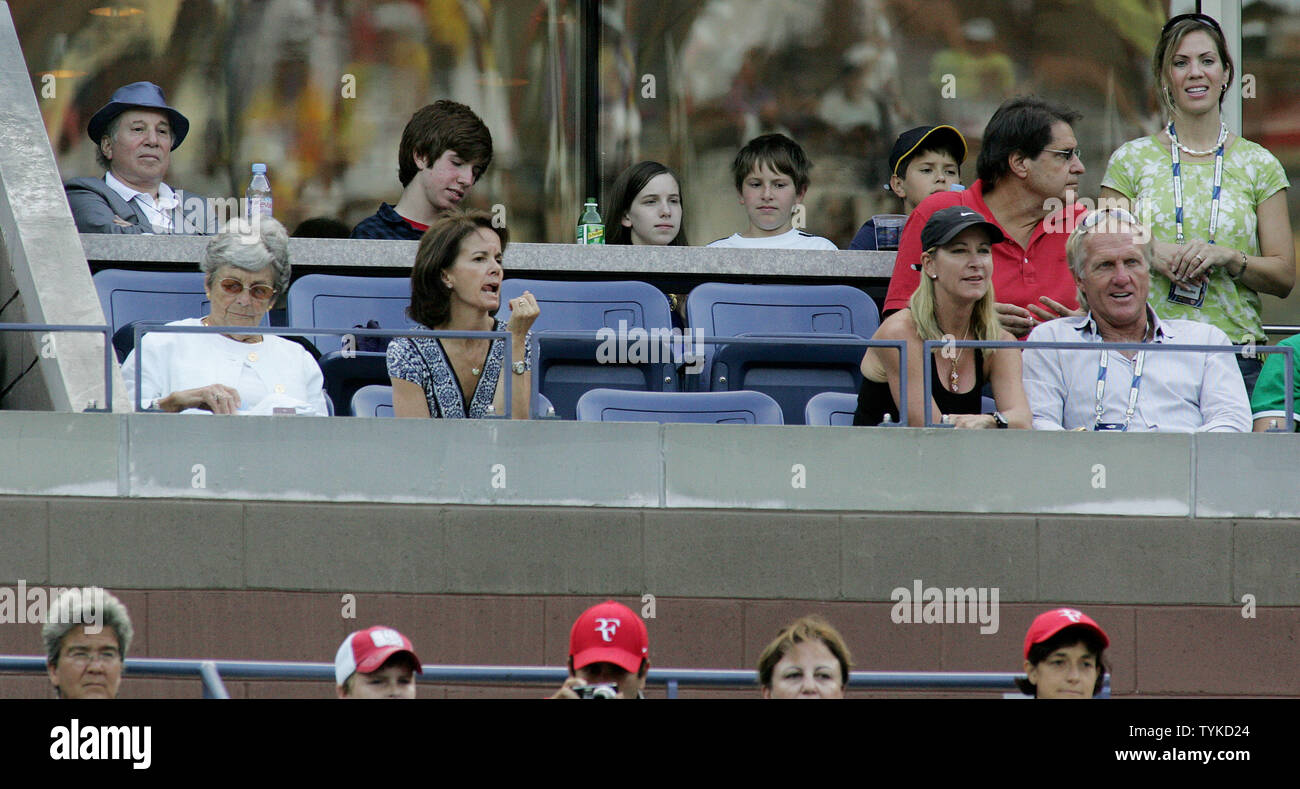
[
  {"left": 351, "top": 385, "right": 395, "bottom": 418},
  {"left": 495, "top": 279, "right": 678, "bottom": 419},
  {"left": 684, "top": 284, "right": 879, "bottom": 424},
  {"left": 575, "top": 388, "right": 783, "bottom": 425},
  {"left": 351, "top": 384, "right": 556, "bottom": 419},
  {"left": 285, "top": 273, "right": 410, "bottom": 354},
  {"left": 804, "top": 391, "right": 859, "bottom": 426},
  {"left": 319, "top": 351, "right": 388, "bottom": 417}
]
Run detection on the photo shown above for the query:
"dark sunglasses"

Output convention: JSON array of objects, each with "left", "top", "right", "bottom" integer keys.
[
  {"left": 1161, "top": 12, "right": 1223, "bottom": 37},
  {"left": 219, "top": 278, "right": 276, "bottom": 302}
]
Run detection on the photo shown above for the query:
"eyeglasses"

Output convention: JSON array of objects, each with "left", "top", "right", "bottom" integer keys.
[
  {"left": 1161, "top": 12, "right": 1223, "bottom": 37},
  {"left": 219, "top": 278, "right": 276, "bottom": 302},
  {"left": 63, "top": 648, "right": 121, "bottom": 666},
  {"left": 1042, "top": 147, "right": 1083, "bottom": 162}
]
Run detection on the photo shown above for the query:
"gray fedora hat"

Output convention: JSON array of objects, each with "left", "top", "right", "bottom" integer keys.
[{"left": 86, "top": 81, "right": 189, "bottom": 150}]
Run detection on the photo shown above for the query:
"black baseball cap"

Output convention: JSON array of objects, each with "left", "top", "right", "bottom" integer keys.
[
  {"left": 885, "top": 125, "right": 967, "bottom": 190},
  {"left": 911, "top": 206, "right": 1005, "bottom": 269}
]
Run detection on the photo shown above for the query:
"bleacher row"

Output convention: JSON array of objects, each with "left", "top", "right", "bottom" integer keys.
[{"left": 95, "top": 270, "right": 927, "bottom": 425}]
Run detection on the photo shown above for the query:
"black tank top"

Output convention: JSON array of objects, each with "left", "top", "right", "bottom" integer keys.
[{"left": 853, "top": 349, "right": 986, "bottom": 426}]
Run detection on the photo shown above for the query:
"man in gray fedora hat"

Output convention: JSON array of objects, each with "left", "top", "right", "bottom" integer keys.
[{"left": 65, "top": 81, "right": 214, "bottom": 234}]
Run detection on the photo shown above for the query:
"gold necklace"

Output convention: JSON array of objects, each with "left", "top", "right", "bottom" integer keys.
[{"left": 945, "top": 325, "right": 970, "bottom": 392}]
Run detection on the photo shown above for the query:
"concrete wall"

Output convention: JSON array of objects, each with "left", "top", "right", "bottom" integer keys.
[
  {"left": 0, "top": 4, "right": 122, "bottom": 413},
  {"left": 1, "top": 412, "right": 1296, "bottom": 518}
]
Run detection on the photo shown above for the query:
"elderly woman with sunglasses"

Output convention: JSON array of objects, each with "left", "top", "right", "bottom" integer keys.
[{"left": 122, "top": 217, "right": 328, "bottom": 415}]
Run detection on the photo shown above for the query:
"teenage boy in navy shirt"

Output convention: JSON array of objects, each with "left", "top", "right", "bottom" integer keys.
[{"left": 351, "top": 100, "right": 493, "bottom": 240}]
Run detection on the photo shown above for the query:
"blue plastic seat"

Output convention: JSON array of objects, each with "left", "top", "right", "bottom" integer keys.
[
  {"left": 575, "top": 388, "right": 783, "bottom": 425},
  {"left": 685, "top": 284, "right": 879, "bottom": 424},
  {"left": 351, "top": 385, "right": 395, "bottom": 418},
  {"left": 495, "top": 279, "right": 677, "bottom": 419},
  {"left": 285, "top": 274, "right": 410, "bottom": 354},
  {"left": 351, "top": 384, "right": 556, "bottom": 419},
  {"left": 805, "top": 391, "right": 860, "bottom": 426}
]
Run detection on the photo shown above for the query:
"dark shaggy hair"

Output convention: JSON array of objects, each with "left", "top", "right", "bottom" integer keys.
[
  {"left": 731, "top": 133, "right": 813, "bottom": 195},
  {"left": 408, "top": 209, "right": 507, "bottom": 329},
  {"left": 397, "top": 100, "right": 493, "bottom": 187}
]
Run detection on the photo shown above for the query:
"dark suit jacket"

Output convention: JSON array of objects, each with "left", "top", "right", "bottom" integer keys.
[{"left": 65, "top": 176, "right": 217, "bottom": 234}]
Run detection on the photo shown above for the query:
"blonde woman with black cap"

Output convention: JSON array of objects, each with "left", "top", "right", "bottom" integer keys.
[{"left": 854, "top": 206, "right": 1031, "bottom": 428}]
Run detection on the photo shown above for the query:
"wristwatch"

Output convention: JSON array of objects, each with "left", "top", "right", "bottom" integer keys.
[
  {"left": 511, "top": 360, "right": 527, "bottom": 375},
  {"left": 992, "top": 411, "right": 1009, "bottom": 429}
]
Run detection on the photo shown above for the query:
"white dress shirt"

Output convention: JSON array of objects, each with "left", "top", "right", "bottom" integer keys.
[
  {"left": 105, "top": 171, "right": 178, "bottom": 234},
  {"left": 1022, "top": 308, "right": 1250, "bottom": 432}
]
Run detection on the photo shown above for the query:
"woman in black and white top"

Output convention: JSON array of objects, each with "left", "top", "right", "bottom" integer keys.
[{"left": 388, "top": 209, "right": 539, "bottom": 419}]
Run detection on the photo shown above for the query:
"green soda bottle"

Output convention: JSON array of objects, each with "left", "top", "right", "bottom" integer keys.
[{"left": 576, "top": 198, "right": 604, "bottom": 244}]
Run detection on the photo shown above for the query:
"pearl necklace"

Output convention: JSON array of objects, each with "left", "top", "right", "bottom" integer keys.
[{"left": 1168, "top": 121, "right": 1227, "bottom": 157}]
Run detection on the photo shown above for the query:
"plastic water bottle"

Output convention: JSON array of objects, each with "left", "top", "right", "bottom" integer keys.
[
  {"left": 949, "top": 183, "right": 966, "bottom": 192},
  {"left": 246, "top": 163, "right": 272, "bottom": 219},
  {"left": 576, "top": 198, "right": 603, "bottom": 244}
]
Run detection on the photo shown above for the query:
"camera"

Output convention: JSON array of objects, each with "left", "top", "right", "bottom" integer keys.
[{"left": 573, "top": 683, "right": 619, "bottom": 699}]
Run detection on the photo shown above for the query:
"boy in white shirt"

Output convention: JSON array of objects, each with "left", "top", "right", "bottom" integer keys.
[{"left": 707, "top": 133, "right": 838, "bottom": 250}]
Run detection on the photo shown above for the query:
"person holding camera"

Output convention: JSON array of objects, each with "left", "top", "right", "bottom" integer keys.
[{"left": 549, "top": 600, "right": 649, "bottom": 699}]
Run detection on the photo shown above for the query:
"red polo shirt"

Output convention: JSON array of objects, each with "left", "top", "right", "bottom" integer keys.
[{"left": 882, "top": 180, "right": 1082, "bottom": 321}]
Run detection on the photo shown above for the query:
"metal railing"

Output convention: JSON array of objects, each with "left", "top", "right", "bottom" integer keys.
[
  {"left": 527, "top": 330, "right": 907, "bottom": 425},
  {"left": 2, "top": 655, "right": 1091, "bottom": 698},
  {"left": 921, "top": 339, "right": 1294, "bottom": 430},
  {"left": 131, "top": 324, "right": 513, "bottom": 417},
  {"left": 0, "top": 323, "right": 114, "bottom": 411}
]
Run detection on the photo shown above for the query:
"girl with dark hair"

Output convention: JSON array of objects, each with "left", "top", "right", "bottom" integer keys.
[
  {"left": 388, "top": 209, "right": 539, "bottom": 419},
  {"left": 605, "top": 161, "right": 688, "bottom": 246},
  {"left": 1017, "top": 608, "right": 1110, "bottom": 698}
]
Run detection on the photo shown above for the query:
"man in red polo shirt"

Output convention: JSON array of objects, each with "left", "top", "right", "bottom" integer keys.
[{"left": 883, "top": 97, "right": 1086, "bottom": 337}]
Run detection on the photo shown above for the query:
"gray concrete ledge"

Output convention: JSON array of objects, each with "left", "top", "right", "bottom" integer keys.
[
  {"left": 80, "top": 234, "right": 897, "bottom": 279},
  {"left": 3, "top": 498, "right": 1295, "bottom": 605},
  {"left": 0, "top": 411, "right": 1295, "bottom": 518}
]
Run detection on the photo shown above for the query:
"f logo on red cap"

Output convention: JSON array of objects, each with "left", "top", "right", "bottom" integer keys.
[
  {"left": 595, "top": 618, "right": 621, "bottom": 642},
  {"left": 1060, "top": 609, "right": 1083, "bottom": 622}
]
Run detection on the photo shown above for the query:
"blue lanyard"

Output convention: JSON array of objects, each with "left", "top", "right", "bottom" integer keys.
[
  {"left": 1168, "top": 122, "right": 1224, "bottom": 246},
  {"left": 1094, "top": 349, "right": 1145, "bottom": 432}
]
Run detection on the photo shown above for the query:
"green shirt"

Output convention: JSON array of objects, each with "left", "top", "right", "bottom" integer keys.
[
  {"left": 1102, "top": 135, "right": 1288, "bottom": 343},
  {"left": 1249, "top": 334, "right": 1300, "bottom": 430}
]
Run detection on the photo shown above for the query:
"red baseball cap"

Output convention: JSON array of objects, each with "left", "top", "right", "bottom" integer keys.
[
  {"left": 335, "top": 625, "right": 423, "bottom": 685},
  {"left": 1023, "top": 608, "right": 1109, "bottom": 659},
  {"left": 569, "top": 601, "right": 649, "bottom": 674}
]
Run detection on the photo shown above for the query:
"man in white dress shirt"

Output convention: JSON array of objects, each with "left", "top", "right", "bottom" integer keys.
[{"left": 1022, "top": 208, "right": 1250, "bottom": 432}]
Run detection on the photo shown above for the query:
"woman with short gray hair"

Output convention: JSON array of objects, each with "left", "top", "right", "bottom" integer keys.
[
  {"left": 122, "top": 217, "right": 328, "bottom": 415},
  {"left": 43, "top": 587, "right": 134, "bottom": 699}
]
